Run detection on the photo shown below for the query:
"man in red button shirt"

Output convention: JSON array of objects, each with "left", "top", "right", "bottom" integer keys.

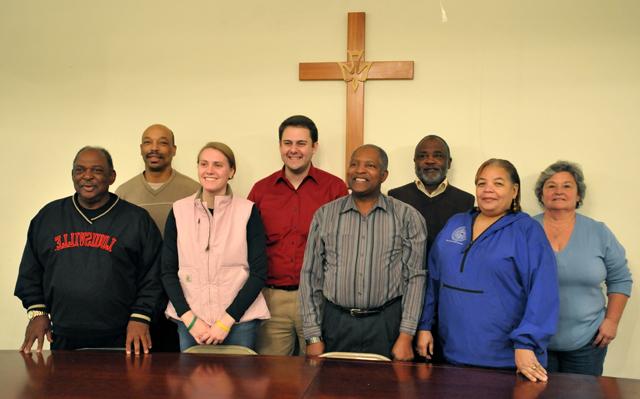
[{"left": 249, "top": 115, "right": 348, "bottom": 355}]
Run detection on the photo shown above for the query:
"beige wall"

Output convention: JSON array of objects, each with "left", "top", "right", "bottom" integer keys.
[{"left": 1, "top": 0, "right": 638, "bottom": 378}]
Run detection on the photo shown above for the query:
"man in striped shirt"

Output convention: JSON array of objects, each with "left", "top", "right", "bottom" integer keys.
[{"left": 300, "top": 145, "right": 427, "bottom": 360}]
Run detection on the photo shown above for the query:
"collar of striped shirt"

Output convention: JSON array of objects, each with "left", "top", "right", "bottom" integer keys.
[{"left": 339, "top": 194, "right": 390, "bottom": 214}]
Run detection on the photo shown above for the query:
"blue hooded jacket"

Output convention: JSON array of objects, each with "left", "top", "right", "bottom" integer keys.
[{"left": 419, "top": 211, "right": 559, "bottom": 368}]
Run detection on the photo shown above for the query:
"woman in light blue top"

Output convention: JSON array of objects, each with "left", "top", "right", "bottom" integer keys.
[{"left": 534, "top": 161, "right": 632, "bottom": 376}]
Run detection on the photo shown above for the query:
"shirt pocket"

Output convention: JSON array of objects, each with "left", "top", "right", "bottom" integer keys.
[
  {"left": 178, "top": 266, "right": 199, "bottom": 303},
  {"left": 219, "top": 263, "right": 249, "bottom": 298},
  {"left": 320, "top": 232, "right": 352, "bottom": 272},
  {"left": 388, "top": 234, "right": 404, "bottom": 265},
  {"left": 260, "top": 195, "right": 293, "bottom": 245}
]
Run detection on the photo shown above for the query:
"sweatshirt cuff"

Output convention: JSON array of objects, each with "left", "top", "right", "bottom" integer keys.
[
  {"left": 513, "top": 342, "right": 538, "bottom": 352},
  {"left": 130, "top": 313, "right": 152, "bottom": 324},
  {"left": 418, "top": 317, "right": 433, "bottom": 331}
]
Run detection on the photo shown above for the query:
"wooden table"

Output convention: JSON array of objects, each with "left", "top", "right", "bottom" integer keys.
[{"left": 1, "top": 350, "right": 638, "bottom": 398}]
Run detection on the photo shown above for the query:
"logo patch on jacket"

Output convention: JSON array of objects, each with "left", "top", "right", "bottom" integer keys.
[
  {"left": 54, "top": 232, "right": 118, "bottom": 253},
  {"left": 446, "top": 226, "right": 466, "bottom": 245}
]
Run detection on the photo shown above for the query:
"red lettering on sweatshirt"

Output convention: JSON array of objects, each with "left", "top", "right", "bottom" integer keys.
[{"left": 54, "top": 232, "right": 118, "bottom": 253}]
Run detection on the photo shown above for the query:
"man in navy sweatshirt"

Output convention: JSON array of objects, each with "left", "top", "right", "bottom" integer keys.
[{"left": 15, "top": 146, "right": 163, "bottom": 355}]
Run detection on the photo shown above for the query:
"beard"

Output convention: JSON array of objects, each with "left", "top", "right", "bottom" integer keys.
[
  {"left": 415, "top": 165, "right": 446, "bottom": 187},
  {"left": 147, "top": 163, "right": 168, "bottom": 172}
]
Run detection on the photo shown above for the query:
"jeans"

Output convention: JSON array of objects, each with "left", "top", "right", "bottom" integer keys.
[
  {"left": 175, "top": 319, "right": 259, "bottom": 352},
  {"left": 547, "top": 340, "right": 608, "bottom": 376}
]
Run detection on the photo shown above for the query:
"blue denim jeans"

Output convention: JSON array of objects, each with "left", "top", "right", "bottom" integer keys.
[
  {"left": 547, "top": 340, "right": 608, "bottom": 376},
  {"left": 175, "top": 319, "right": 259, "bottom": 352}
]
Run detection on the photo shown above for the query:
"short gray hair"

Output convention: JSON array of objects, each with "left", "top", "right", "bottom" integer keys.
[
  {"left": 355, "top": 144, "right": 389, "bottom": 172},
  {"left": 534, "top": 160, "right": 586, "bottom": 209}
]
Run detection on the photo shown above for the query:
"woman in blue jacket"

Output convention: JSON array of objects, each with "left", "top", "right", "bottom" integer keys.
[{"left": 416, "top": 159, "right": 559, "bottom": 382}]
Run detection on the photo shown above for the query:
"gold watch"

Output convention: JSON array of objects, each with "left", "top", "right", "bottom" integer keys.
[{"left": 27, "top": 310, "right": 48, "bottom": 320}]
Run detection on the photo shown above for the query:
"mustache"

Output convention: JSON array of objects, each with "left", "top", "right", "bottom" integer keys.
[{"left": 145, "top": 152, "right": 164, "bottom": 159}]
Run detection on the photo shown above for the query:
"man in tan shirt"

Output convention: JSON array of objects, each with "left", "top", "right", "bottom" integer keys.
[{"left": 116, "top": 124, "right": 199, "bottom": 352}]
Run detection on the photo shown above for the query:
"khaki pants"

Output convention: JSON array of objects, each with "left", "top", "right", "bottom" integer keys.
[{"left": 256, "top": 287, "right": 306, "bottom": 356}]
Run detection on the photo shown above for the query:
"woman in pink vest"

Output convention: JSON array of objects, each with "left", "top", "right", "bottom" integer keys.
[{"left": 161, "top": 142, "right": 270, "bottom": 351}]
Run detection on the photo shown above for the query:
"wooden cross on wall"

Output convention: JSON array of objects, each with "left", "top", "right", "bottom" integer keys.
[{"left": 299, "top": 12, "right": 414, "bottom": 175}]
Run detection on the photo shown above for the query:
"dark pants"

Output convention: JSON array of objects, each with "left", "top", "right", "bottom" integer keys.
[
  {"left": 51, "top": 333, "right": 125, "bottom": 350},
  {"left": 432, "top": 326, "right": 445, "bottom": 363},
  {"left": 150, "top": 316, "right": 180, "bottom": 352},
  {"left": 322, "top": 298, "right": 401, "bottom": 359},
  {"left": 149, "top": 295, "right": 180, "bottom": 352},
  {"left": 547, "top": 340, "right": 608, "bottom": 376},
  {"left": 414, "top": 320, "right": 445, "bottom": 364}
]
